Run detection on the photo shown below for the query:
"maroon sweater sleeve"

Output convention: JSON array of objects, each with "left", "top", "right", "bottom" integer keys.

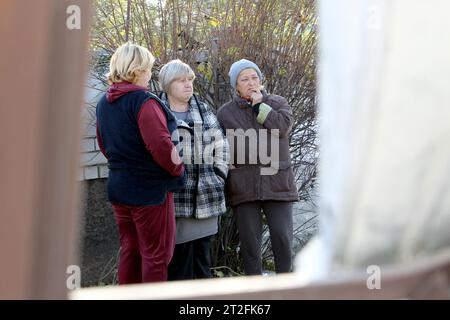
[{"left": 137, "top": 99, "right": 184, "bottom": 177}]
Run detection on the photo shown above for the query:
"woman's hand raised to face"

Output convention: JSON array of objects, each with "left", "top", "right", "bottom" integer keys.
[{"left": 250, "top": 89, "right": 263, "bottom": 106}]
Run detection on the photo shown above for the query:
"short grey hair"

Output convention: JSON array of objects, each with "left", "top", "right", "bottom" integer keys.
[{"left": 159, "top": 59, "right": 196, "bottom": 92}]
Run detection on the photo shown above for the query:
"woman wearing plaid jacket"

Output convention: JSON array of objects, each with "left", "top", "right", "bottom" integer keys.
[{"left": 158, "top": 59, "right": 230, "bottom": 280}]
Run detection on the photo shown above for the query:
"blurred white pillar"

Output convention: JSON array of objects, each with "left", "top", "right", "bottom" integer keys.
[{"left": 296, "top": 0, "right": 450, "bottom": 281}]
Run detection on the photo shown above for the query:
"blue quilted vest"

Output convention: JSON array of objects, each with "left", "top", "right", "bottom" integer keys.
[{"left": 96, "top": 89, "right": 185, "bottom": 206}]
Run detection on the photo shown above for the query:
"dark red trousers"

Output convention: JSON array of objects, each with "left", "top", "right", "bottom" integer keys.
[{"left": 112, "top": 193, "right": 176, "bottom": 284}]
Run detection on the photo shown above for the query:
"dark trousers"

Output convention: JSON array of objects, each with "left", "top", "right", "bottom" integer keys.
[
  {"left": 168, "top": 235, "right": 213, "bottom": 281},
  {"left": 234, "top": 201, "right": 293, "bottom": 275},
  {"left": 112, "top": 192, "right": 176, "bottom": 284}
]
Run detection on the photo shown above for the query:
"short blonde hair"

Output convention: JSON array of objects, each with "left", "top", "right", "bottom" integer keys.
[
  {"left": 159, "top": 59, "right": 196, "bottom": 92},
  {"left": 107, "top": 43, "right": 155, "bottom": 85}
]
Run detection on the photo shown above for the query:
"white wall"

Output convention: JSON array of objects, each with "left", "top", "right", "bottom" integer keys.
[{"left": 79, "top": 76, "right": 108, "bottom": 181}]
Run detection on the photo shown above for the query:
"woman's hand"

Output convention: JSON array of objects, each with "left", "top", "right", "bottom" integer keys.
[{"left": 250, "top": 90, "right": 263, "bottom": 106}]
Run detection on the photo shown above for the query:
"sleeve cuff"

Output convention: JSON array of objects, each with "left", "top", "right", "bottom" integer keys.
[
  {"left": 213, "top": 165, "right": 228, "bottom": 180},
  {"left": 256, "top": 103, "right": 272, "bottom": 124}
]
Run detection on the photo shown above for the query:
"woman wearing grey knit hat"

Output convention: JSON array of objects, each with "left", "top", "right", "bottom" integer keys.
[{"left": 217, "top": 59, "right": 298, "bottom": 275}]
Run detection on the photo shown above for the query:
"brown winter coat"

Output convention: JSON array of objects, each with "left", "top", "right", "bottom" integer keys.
[{"left": 217, "top": 91, "right": 299, "bottom": 206}]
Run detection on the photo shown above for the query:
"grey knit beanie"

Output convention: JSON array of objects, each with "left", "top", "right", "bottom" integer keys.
[{"left": 228, "top": 59, "right": 263, "bottom": 89}]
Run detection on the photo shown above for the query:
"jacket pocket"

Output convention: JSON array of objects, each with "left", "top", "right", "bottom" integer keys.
[
  {"left": 262, "top": 161, "right": 295, "bottom": 194},
  {"left": 226, "top": 166, "right": 257, "bottom": 197},
  {"left": 196, "top": 165, "right": 226, "bottom": 217}
]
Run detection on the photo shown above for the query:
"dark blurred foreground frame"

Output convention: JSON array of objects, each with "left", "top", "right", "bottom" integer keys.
[{"left": 0, "top": 0, "right": 92, "bottom": 299}]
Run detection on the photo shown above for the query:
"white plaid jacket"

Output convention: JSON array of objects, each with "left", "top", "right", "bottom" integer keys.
[{"left": 159, "top": 92, "right": 229, "bottom": 219}]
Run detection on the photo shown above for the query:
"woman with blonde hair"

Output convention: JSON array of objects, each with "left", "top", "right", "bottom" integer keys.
[{"left": 96, "top": 43, "right": 185, "bottom": 283}]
